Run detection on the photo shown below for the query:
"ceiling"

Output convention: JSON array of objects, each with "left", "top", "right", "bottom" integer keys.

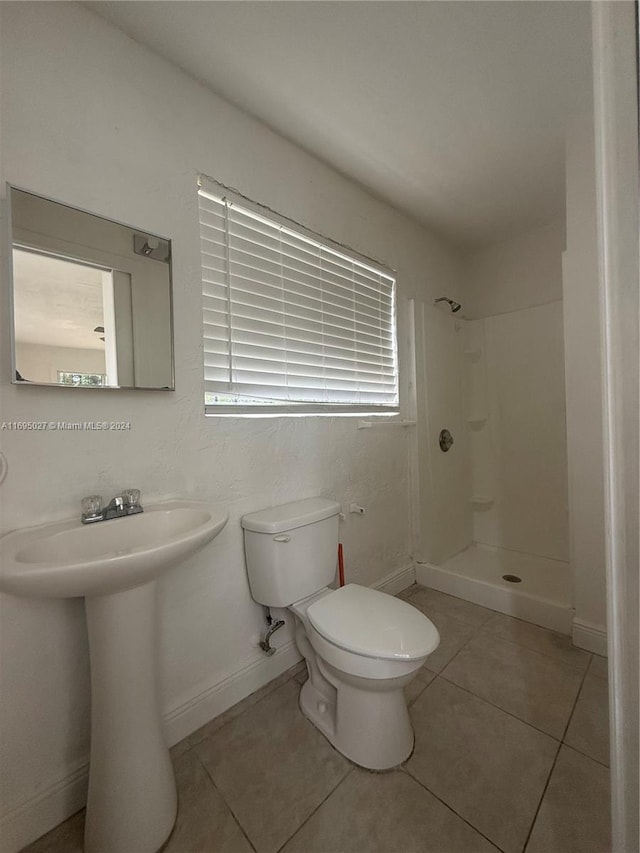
[
  {"left": 13, "top": 249, "right": 106, "bottom": 350},
  {"left": 88, "top": 1, "right": 592, "bottom": 251}
]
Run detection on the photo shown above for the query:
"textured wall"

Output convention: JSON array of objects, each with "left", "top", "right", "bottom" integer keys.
[{"left": 0, "top": 2, "right": 463, "bottom": 843}]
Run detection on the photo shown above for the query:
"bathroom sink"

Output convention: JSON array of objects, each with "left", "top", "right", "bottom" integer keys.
[
  {"left": 0, "top": 500, "right": 228, "bottom": 598},
  {"left": 1, "top": 499, "right": 228, "bottom": 853}
]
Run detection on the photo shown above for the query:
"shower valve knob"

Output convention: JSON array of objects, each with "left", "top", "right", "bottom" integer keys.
[{"left": 439, "top": 429, "right": 454, "bottom": 452}]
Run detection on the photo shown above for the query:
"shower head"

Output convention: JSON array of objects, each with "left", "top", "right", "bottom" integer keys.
[{"left": 434, "top": 297, "right": 462, "bottom": 313}]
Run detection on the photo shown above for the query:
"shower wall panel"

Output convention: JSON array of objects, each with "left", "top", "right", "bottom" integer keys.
[{"left": 471, "top": 301, "right": 569, "bottom": 561}]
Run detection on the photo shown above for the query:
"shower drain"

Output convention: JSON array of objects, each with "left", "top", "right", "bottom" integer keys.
[{"left": 502, "top": 574, "right": 522, "bottom": 583}]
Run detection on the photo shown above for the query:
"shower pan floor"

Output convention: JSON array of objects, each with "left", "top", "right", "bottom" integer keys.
[{"left": 416, "top": 543, "right": 573, "bottom": 635}]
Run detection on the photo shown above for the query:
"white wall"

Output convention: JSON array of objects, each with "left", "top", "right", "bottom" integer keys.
[
  {"left": 462, "top": 223, "right": 569, "bottom": 562},
  {"left": 463, "top": 221, "right": 565, "bottom": 319},
  {"left": 15, "top": 343, "right": 106, "bottom": 384},
  {"left": 0, "top": 3, "right": 463, "bottom": 848},
  {"left": 563, "top": 111, "right": 607, "bottom": 644}
]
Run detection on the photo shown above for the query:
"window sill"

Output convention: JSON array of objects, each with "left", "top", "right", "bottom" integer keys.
[
  {"left": 204, "top": 409, "right": 402, "bottom": 420},
  {"left": 356, "top": 419, "right": 416, "bottom": 429}
]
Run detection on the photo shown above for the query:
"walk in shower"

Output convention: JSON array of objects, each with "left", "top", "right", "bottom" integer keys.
[{"left": 413, "top": 295, "right": 572, "bottom": 634}]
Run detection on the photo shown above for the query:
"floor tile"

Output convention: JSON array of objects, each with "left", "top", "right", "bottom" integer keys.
[
  {"left": 19, "top": 810, "right": 84, "bottom": 853},
  {"left": 406, "top": 678, "right": 558, "bottom": 853},
  {"left": 194, "top": 679, "right": 350, "bottom": 853},
  {"left": 405, "top": 600, "right": 477, "bottom": 673},
  {"left": 397, "top": 583, "right": 419, "bottom": 600},
  {"left": 281, "top": 767, "right": 499, "bottom": 853},
  {"left": 564, "top": 673, "right": 610, "bottom": 766},
  {"left": 589, "top": 654, "right": 608, "bottom": 680},
  {"left": 404, "top": 662, "right": 436, "bottom": 706},
  {"left": 442, "top": 632, "right": 584, "bottom": 737},
  {"left": 170, "top": 661, "right": 305, "bottom": 758},
  {"left": 164, "top": 749, "right": 253, "bottom": 853},
  {"left": 481, "top": 612, "right": 591, "bottom": 672},
  {"left": 407, "top": 586, "right": 494, "bottom": 628},
  {"left": 526, "top": 746, "right": 611, "bottom": 853}
]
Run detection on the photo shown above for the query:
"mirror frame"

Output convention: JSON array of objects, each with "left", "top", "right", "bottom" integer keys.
[{"left": 6, "top": 183, "right": 175, "bottom": 391}]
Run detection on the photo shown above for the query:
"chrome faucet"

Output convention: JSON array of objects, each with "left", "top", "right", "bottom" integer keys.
[{"left": 81, "top": 490, "right": 143, "bottom": 524}]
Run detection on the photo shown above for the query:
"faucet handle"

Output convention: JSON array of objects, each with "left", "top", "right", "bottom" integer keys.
[
  {"left": 121, "top": 488, "right": 141, "bottom": 508},
  {"left": 81, "top": 494, "right": 103, "bottom": 519}
]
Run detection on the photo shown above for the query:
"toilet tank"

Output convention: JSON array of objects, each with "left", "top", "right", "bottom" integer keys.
[{"left": 241, "top": 498, "right": 341, "bottom": 607}]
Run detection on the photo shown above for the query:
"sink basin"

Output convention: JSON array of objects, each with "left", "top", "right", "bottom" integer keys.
[
  {"left": 0, "top": 500, "right": 228, "bottom": 598},
  {"left": 1, "top": 499, "right": 228, "bottom": 853}
]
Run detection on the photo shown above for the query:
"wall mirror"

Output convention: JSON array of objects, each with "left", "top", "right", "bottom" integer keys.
[{"left": 7, "top": 186, "right": 174, "bottom": 390}]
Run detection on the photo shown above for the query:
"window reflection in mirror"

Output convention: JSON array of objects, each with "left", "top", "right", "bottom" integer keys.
[{"left": 8, "top": 186, "right": 174, "bottom": 390}]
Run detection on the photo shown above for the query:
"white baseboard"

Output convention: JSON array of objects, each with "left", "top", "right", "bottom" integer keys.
[
  {"left": 371, "top": 563, "right": 416, "bottom": 596},
  {"left": 572, "top": 618, "right": 608, "bottom": 656},
  {"left": 0, "top": 759, "right": 88, "bottom": 853},
  {"left": 2, "top": 568, "right": 415, "bottom": 853},
  {"left": 0, "top": 641, "right": 302, "bottom": 853},
  {"left": 164, "top": 639, "right": 302, "bottom": 745}
]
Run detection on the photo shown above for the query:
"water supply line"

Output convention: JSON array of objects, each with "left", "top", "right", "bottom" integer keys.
[{"left": 259, "top": 606, "right": 285, "bottom": 656}]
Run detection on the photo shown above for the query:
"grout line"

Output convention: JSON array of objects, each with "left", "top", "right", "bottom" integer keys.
[
  {"left": 560, "top": 655, "right": 592, "bottom": 742},
  {"left": 400, "top": 765, "right": 507, "bottom": 853},
  {"left": 558, "top": 660, "right": 611, "bottom": 769},
  {"left": 192, "top": 749, "right": 259, "bottom": 853},
  {"left": 429, "top": 618, "right": 487, "bottom": 675},
  {"left": 434, "top": 673, "right": 562, "bottom": 743},
  {"left": 177, "top": 666, "right": 302, "bottom": 754},
  {"left": 560, "top": 743, "right": 611, "bottom": 770},
  {"left": 405, "top": 586, "right": 499, "bottom": 629},
  {"left": 273, "top": 767, "right": 355, "bottom": 853},
  {"left": 472, "top": 628, "right": 591, "bottom": 673},
  {"left": 520, "top": 739, "right": 563, "bottom": 853},
  {"left": 521, "top": 653, "right": 593, "bottom": 852}
]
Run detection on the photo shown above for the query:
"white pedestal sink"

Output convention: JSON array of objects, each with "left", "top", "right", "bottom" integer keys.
[{"left": 0, "top": 500, "right": 228, "bottom": 853}]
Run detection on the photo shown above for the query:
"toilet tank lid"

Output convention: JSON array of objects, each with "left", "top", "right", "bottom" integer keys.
[{"left": 241, "top": 498, "right": 341, "bottom": 534}]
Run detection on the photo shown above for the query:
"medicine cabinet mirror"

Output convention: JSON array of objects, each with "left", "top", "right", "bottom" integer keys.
[{"left": 7, "top": 185, "right": 174, "bottom": 390}]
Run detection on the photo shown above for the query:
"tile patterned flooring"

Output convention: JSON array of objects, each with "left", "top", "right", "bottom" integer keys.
[{"left": 22, "top": 584, "right": 611, "bottom": 853}]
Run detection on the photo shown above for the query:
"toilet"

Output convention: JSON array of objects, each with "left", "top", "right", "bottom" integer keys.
[{"left": 241, "top": 497, "right": 440, "bottom": 770}]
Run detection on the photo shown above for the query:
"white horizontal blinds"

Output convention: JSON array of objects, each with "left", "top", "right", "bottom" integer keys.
[{"left": 200, "top": 188, "right": 398, "bottom": 409}]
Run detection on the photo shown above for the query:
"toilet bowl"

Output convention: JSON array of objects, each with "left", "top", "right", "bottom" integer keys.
[
  {"left": 291, "top": 584, "right": 439, "bottom": 769},
  {"left": 241, "top": 498, "right": 440, "bottom": 770}
]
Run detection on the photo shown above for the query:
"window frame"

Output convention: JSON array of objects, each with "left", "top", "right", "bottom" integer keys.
[{"left": 198, "top": 176, "right": 400, "bottom": 417}]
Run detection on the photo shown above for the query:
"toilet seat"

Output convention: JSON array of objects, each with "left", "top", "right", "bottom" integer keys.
[{"left": 306, "top": 584, "right": 439, "bottom": 661}]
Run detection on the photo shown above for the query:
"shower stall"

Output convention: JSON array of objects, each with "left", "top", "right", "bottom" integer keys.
[{"left": 412, "top": 295, "right": 572, "bottom": 634}]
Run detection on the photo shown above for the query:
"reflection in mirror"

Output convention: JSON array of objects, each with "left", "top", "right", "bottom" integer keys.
[{"left": 8, "top": 186, "right": 174, "bottom": 390}]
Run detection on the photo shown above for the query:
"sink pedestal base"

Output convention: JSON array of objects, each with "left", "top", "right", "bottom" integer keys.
[{"left": 84, "top": 580, "right": 177, "bottom": 853}]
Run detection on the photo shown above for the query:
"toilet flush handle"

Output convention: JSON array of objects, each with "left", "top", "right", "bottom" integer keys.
[{"left": 273, "top": 534, "right": 291, "bottom": 543}]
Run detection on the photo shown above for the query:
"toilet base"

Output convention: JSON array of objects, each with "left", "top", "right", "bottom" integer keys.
[{"left": 298, "top": 662, "right": 414, "bottom": 771}]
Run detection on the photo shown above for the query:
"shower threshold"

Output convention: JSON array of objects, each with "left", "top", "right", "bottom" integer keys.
[{"left": 415, "top": 543, "right": 573, "bottom": 635}]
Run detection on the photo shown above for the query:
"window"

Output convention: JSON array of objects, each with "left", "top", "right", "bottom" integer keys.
[
  {"left": 198, "top": 181, "right": 399, "bottom": 414},
  {"left": 58, "top": 371, "right": 107, "bottom": 387}
]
